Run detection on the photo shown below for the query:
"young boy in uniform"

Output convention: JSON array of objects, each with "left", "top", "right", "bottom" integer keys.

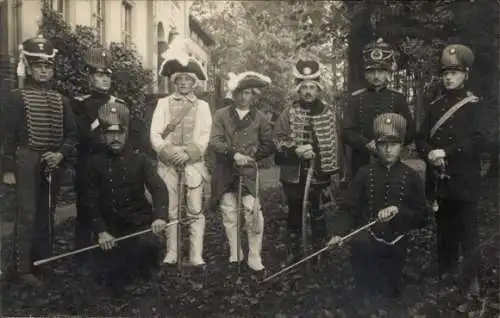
[{"left": 329, "top": 113, "right": 427, "bottom": 311}]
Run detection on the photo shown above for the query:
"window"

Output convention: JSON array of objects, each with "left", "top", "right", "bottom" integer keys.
[
  {"left": 55, "top": 0, "right": 65, "bottom": 13},
  {"left": 93, "top": 0, "right": 105, "bottom": 44},
  {"left": 122, "top": 0, "right": 133, "bottom": 47}
]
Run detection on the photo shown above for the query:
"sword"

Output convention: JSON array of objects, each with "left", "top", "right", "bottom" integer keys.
[
  {"left": 301, "top": 159, "right": 315, "bottom": 273},
  {"left": 177, "top": 167, "right": 185, "bottom": 274},
  {"left": 263, "top": 220, "right": 377, "bottom": 283},
  {"left": 236, "top": 173, "right": 243, "bottom": 275},
  {"left": 33, "top": 217, "right": 194, "bottom": 266}
]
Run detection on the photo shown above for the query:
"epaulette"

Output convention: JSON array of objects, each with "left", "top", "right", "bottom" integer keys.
[
  {"left": 74, "top": 94, "right": 91, "bottom": 102},
  {"left": 351, "top": 88, "right": 366, "bottom": 96},
  {"left": 430, "top": 95, "right": 444, "bottom": 105},
  {"left": 466, "top": 91, "right": 480, "bottom": 102},
  {"left": 109, "top": 95, "right": 126, "bottom": 105}
]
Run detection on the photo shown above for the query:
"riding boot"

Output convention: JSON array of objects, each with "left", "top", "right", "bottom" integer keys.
[{"left": 310, "top": 211, "right": 327, "bottom": 270}]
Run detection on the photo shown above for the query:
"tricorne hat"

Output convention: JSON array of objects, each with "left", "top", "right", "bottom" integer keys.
[
  {"left": 227, "top": 71, "right": 272, "bottom": 98},
  {"left": 293, "top": 59, "right": 324, "bottom": 93},
  {"left": 362, "top": 38, "right": 396, "bottom": 71},
  {"left": 98, "top": 101, "right": 130, "bottom": 132},
  {"left": 440, "top": 44, "right": 474, "bottom": 72},
  {"left": 84, "top": 46, "right": 112, "bottom": 74},
  {"left": 17, "top": 35, "right": 58, "bottom": 77},
  {"left": 373, "top": 113, "right": 407, "bottom": 143},
  {"left": 158, "top": 36, "right": 206, "bottom": 83}
]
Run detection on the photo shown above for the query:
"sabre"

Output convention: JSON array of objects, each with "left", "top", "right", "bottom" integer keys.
[
  {"left": 177, "top": 167, "right": 185, "bottom": 274},
  {"left": 47, "top": 171, "right": 54, "bottom": 251},
  {"left": 262, "top": 220, "right": 377, "bottom": 283},
  {"left": 301, "top": 159, "right": 315, "bottom": 273},
  {"left": 33, "top": 217, "right": 193, "bottom": 266},
  {"left": 236, "top": 173, "right": 243, "bottom": 275}
]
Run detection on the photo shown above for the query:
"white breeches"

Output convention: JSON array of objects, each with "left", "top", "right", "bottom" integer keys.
[
  {"left": 157, "top": 164, "right": 206, "bottom": 266},
  {"left": 219, "top": 192, "right": 264, "bottom": 271}
]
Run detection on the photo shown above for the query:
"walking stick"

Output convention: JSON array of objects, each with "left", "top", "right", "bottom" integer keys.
[
  {"left": 236, "top": 173, "right": 243, "bottom": 275},
  {"left": 302, "top": 159, "right": 315, "bottom": 273},
  {"left": 47, "top": 172, "right": 53, "bottom": 250},
  {"left": 263, "top": 220, "right": 377, "bottom": 282},
  {"left": 33, "top": 218, "right": 193, "bottom": 266}
]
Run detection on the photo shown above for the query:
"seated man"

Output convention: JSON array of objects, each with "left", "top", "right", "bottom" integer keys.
[{"left": 83, "top": 102, "right": 169, "bottom": 293}]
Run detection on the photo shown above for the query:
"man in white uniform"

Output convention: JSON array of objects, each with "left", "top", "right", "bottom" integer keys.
[{"left": 150, "top": 38, "right": 212, "bottom": 271}]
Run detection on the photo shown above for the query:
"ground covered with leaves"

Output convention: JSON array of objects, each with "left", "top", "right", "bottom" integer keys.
[{"left": 1, "top": 175, "right": 499, "bottom": 317}]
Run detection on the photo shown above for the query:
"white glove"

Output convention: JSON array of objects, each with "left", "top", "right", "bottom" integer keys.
[
  {"left": 295, "top": 144, "right": 313, "bottom": 157},
  {"left": 98, "top": 231, "right": 116, "bottom": 251},
  {"left": 327, "top": 235, "right": 343, "bottom": 248},
  {"left": 303, "top": 150, "right": 316, "bottom": 160},
  {"left": 151, "top": 219, "right": 167, "bottom": 234},
  {"left": 377, "top": 206, "right": 399, "bottom": 223},
  {"left": 428, "top": 149, "right": 446, "bottom": 162}
]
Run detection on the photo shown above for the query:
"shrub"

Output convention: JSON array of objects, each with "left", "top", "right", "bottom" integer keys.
[{"left": 38, "top": 4, "right": 154, "bottom": 122}]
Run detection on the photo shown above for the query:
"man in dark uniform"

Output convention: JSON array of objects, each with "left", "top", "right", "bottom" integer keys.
[
  {"left": 342, "top": 38, "right": 415, "bottom": 179},
  {"left": 273, "top": 59, "right": 339, "bottom": 266},
  {"left": 72, "top": 47, "right": 130, "bottom": 252},
  {"left": 83, "top": 102, "right": 169, "bottom": 293},
  {"left": 1, "top": 35, "right": 78, "bottom": 286},
  {"left": 328, "top": 113, "right": 426, "bottom": 314},
  {"left": 415, "top": 44, "right": 487, "bottom": 295}
]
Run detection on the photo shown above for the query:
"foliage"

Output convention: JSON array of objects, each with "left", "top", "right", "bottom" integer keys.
[
  {"left": 38, "top": 5, "right": 154, "bottom": 120},
  {"left": 190, "top": 1, "right": 347, "bottom": 111}
]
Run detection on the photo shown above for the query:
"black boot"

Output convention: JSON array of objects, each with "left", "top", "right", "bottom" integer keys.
[
  {"left": 285, "top": 232, "right": 302, "bottom": 266},
  {"left": 310, "top": 213, "right": 327, "bottom": 271}
]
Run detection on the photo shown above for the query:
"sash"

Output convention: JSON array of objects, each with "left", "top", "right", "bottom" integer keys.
[
  {"left": 430, "top": 95, "right": 478, "bottom": 138},
  {"left": 161, "top": 99, "right": 196, "bottom": 139}
]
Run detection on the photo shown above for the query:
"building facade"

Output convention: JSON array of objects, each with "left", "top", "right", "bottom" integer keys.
[{"left": 0, "top": 0, "right": 214, "bottom": 93}]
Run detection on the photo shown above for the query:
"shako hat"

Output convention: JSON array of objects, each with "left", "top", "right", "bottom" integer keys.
[
  {"left": 158, "top": 36, "right": 206, "bottom": 82},
  {"left": 373, "top": 113, "right": 407, "bottom": 143},
  {"left": 98, "top": 101, "right": 130, "bottom": 132},
  {"left": 440, "top": 44, "right": 474, "bottom": 72},
  {"left": 293, "top": 59, "right": 323, "bottom": 92},
  {"left": 362, "top": 38, "right": 395, "bottom": 71},
  {"left": 84, "top": 46, "right": 112, "bottom": 74},
  {"left": 17, "top": 35, "right": 58, "bottom": 77},
  {"left": 227, "top": 71, "right": 272, "bottom": 98}
]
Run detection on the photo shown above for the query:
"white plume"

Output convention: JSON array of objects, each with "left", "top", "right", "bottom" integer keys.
[{"left": 160, "top": 36, "right": 190, "bottom": 66}]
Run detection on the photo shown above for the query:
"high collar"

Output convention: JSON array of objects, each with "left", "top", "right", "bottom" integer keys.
[
  {"left": 296, "top": 99, "right": 324, "bottom": 115},
  {"left": 172, "top": 92, "right": 197, "bottom": 102},
  {"left": 444, "top": 87, "right": 467, "bottom": 99},
  {"left": 91, "top": 90, "right": 111, "bottom": 100},
  {"left": 367, "top": 84, "right": 387, "bottom": 92},
  {"left": 24, "top": 78, "right": 53, "bottom": 90},
  {"left": 376, "top": 158, "right": 402, "bottom": 170}
]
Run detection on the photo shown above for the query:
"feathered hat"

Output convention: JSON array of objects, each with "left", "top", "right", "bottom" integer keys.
[
  {"left": 293, "top": 59, "right": 324, "bottom": 93},
  {"left": 158, "top": 36, "right": 206, "bottom": 83},
  {"left": 226, "top": 71, "right": 272, "bottom": 98},
  {"left": 17, "top": 34, "right": 58, "bottom": 78}
]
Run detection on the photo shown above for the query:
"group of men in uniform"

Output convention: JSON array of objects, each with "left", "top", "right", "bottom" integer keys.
[{"left": 0, "top": 32, "right": 490, "bottom": 311}]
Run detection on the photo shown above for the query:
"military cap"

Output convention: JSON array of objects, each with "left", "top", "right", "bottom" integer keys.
[
  {"left": 84, "top": 46, "right": 112, "bottom": 74},
  {"left": 362, "top": 38, "right": 395, "bottom": 71},
  {"left": 20, "top": 35, "right": 58, "bottom": 64},
  {"left": 98, "top": 101, "right": 130, "bottom": 132},
  {"left": 293, "top": 59, "right": 324, "bottom": 92},
  {"left": 373, "top": 113, "right": 407, "bottom": 143},
  {"left": 440, "top": 44, "right": 474, "bottom": 72}
]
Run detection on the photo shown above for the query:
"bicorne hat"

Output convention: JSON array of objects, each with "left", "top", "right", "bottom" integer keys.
[
  {"left": 158, "top": 36, "right": 206, "bottom": 82},
  {"left": 227, "top": 71, "right": 272, "bottom": 98}
]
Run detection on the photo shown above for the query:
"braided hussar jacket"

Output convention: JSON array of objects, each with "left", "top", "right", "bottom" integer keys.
[{"left": 1, "top": 87, "right": 78, "bottom": 173}]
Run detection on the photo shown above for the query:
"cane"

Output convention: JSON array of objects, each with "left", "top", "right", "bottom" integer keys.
[
  {"left": 301, "top": 159, "right": 315, "bottom": 273},
  {"left": 236, "top": 173, "right": 243, "bottom": 275},
  {"left": 262, "top": 220, "right": 377, "bottom": 282},
  {"left": 33, "top": 218, "right": 193, "bottom": 266}
]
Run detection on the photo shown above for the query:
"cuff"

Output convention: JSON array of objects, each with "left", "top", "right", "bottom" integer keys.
[
  {"left": 153, "top": 205, "right": 168, "bottom": 221},
  {"left": 185, "top": 143, "right": 203, "bottom": 162},
  {"left": 92, "top": 217, "right": 107, "bottom": 234}
]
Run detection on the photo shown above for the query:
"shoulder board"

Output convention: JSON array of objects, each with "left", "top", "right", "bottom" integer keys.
[
  {"left": 387, "top": 87, "right": 403, "bottom": 94},
  {"left": 466, "top": 91, "right": 480, "bottom": 102},
  {"left": 430, "top": 95, "right": 445, "bottom": 105},
  {"left": 110, "top": 96, "right": 126, "bottom": 105},
  {"left": 74, "top": 94, "right": 91, "bottom": 102},
  {"left": 351, "top": 88, "right": 366, "bottom": 96}
]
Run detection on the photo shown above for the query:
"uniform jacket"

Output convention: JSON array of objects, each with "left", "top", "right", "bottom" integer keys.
[
  {"left": 208, "top": 105, "right": 275, "bottom": 207},
  {"left": 346, "top": 160, "right": 427, "bottom": 244},
  {"left": 415, "top": 88, "right": 488, "bottom": 202},
  {"left": 342, "top": 86, "right": 415, "bottom": 177},
  {"left": 83, "top": 148, "right": 169, "bottom": 234},
  {"left": 150, "top": 93, "right": 212, "bottom": 187},
  {"left": 273, "top": 99, "right": 337, "bottom": 185},
  {"left": 0, "top": 87, "right": 78, "bottom": 173}
]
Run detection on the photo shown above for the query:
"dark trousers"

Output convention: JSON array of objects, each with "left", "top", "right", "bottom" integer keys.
[
  {"left": 94, "top": 218, "right": 160, "bottom": 288},
  {"left": 436, "top": 199, "right": 479, "bottom": 280},
  {"left": 74, "top": 158, "right": 94, "bottom": 250},
  {"left": 282, "top": 180, "right": 328, "bottom": 249},
  {"left": 351, "top": 237, "right": 408, "bottom": 299},
  {"left": 14, "top": 148, "right": 60, "bottom": 274}
]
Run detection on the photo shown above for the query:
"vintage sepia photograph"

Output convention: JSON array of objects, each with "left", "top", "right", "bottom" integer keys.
[{"left": 0, "top": 0, "right": 499, "bottom": 316}]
